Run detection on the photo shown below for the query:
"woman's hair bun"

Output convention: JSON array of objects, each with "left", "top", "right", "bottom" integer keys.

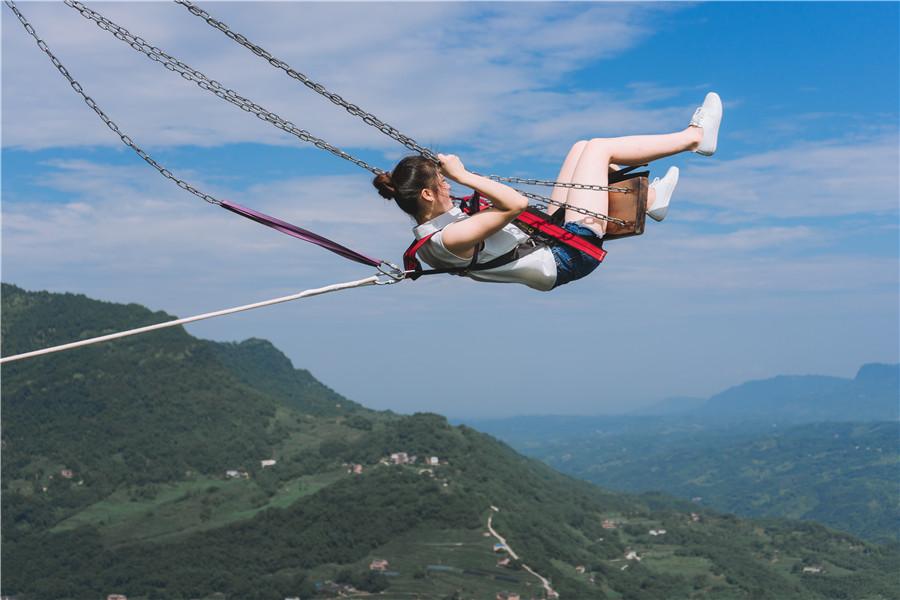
[{"left": 372, "top": 172, "right": 396, "bottom": 200}]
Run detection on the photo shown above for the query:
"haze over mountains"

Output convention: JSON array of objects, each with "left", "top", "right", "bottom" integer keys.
[
  {"left": 462, "top": 364, "right": 899, "bottom": 545},
  {"left": 626, "top": 364, "right": 899, "bottom": 422},
  {"left": 690, "top": 364, "right": 897, "bottom": 422},
  {"left": 2, "top": 283, "right": 898, "bottom": 600}
]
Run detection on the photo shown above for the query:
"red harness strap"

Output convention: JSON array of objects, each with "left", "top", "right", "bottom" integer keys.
[
  {"left": 516, "top": 209, "right": 607, "bottom": 262},
  {"left": 404, "top": 233, "right": 438, "bottom": 273}
]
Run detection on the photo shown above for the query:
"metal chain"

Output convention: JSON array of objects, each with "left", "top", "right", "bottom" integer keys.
[
  {"left": 454, "top": 193, "right": 627, "bottom": 227},
  {"left": 520, "top": 192, "right": 627, "bottom": 226},
  {"left": 482, "top": 188, "right": 629, "bottom": 225},
  {"left": 5, "top": 0, "right": 222, "bottom": 205},
  {"left": 14, "top": 0, "right": 624, "bottom": 226},
  {"left": 173, "top": 0, "right": 629, "bottom": 196},
  {"left": 64, "top": 0, "right": 385, "bottom": 176},
  {"left": 481, "top": 174, "right": 628, "bottom": 194},
  {"left": 68, "top": 1, "right": 624, "bottom": 223},
  {"left": 8, "top": 0, "right": 408, "bottom": 281},
  {"left": 175, "top": 0, "right": 439, "bottom": 163}
]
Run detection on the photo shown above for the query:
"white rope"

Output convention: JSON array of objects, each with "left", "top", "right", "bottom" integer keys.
[{"left": 0, "top": 276, "right": 382, "bottom": 365}]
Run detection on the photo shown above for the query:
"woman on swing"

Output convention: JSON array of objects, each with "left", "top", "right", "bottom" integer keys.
[{"left": 373, "top": 93, "right": 722, "bottom": 291}]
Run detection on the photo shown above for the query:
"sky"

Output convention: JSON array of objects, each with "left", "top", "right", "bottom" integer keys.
[{"left": 2, "top": 1, "right": 898, "bottom": 418}]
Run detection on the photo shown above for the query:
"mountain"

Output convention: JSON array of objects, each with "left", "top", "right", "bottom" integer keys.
[
  {"left": 694, "top": 365, "right": 899, "bottom": 422},
  {"left": 464, "top": 363, "right": 899, "bottom": 433},
  {"left": 3, "top": 283, "right": 898, "bottom": 600},
  {"left": 209, "top": 337, "right": 363, "bottom": 416},
  {"left": 1, "top": 283, "right": 370, "bottom": 495}
]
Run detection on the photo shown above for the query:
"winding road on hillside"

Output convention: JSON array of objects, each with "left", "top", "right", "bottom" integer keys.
[{"left": 487, "top": 507, "right": 559, "bottom": 599}]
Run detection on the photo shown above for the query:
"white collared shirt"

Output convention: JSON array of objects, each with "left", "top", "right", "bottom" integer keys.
[{"left": 412, "top": 208, "right": 557, "bottom": 291}]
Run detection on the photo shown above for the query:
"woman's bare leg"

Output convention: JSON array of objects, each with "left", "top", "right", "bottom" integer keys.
[
  {"left": 564, "top": 141, "right": 612, "bottom": 234},
  {"left": 547, "top": 140, "right": 587, "bottom": 216},
  {"left": 549, "top": 142, "right": 627, "bottom": 218},
  {"left": 604, "top": 127, "right": 702, "bottom": 165},
  {"left": 563, "top": 127, "right": 701, "bottom": 234}
]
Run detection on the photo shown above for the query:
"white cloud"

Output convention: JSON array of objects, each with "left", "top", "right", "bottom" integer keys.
[
  {"left": 2, "top": 158, "right": 407, "bottom": 274},
  {"left": 677, "top": 134, "right": 899, "bottom": 217},
  {"left": 672, "top": 226, "right": 818, "bottom": 252},
  {"left": 2, "top": 1, "right": 676, "bottom": 161}
]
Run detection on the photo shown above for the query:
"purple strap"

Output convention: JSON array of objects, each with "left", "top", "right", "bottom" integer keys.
[{"left": 220, "top": 200, "right": 382, "bottom": 267}]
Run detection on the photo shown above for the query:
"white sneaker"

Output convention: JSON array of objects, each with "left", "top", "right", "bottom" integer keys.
[
  {"left": 690, "top": 92, "right": 723, "bottom": 156},
  {"left": 647, "top": 166, "right": 679, "bottom": 222}
]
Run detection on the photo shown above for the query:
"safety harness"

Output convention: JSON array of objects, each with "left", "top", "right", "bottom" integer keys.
[{"left": 402, "top": 192, "right": 608, "bottom": 280}]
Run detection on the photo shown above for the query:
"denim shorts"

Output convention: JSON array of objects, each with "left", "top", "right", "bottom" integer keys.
[{"left": 550, "top": 223, "right": 603, "bottom": 288}]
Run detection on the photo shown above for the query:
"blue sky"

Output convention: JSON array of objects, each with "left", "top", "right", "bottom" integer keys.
[{"left": 2, "top": 2, "right": 898, "bottom": 418}]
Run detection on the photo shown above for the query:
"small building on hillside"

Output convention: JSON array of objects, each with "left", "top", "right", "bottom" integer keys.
[
  {"left": 260, "top": 459, "right": 277, "bottom": 468},
  {"left": 225, "top": 469, "right": 241, "bottom": 479},
  {"left": 649, "top": 529, "right": 667, "bottom": 536},
  {"left": 107, "top": 595, "right": 128, "bottom": 600},
  {"left": 493, "top": 543, "right": 507, "bottom": 553},
  {"left": 60, "top": 469, "right": 74, "bottom": 479},
  {"left": 369, "top": 559, "right": 389, "bottom": 571},
  {"left": 429, "top": 456, "right": 440, "bottom": 466},
  {"left": 390, "top": 452, "right": 409, "bottom": 465},
  {"left": 496, "top": 557, "right": 510, "bottom": 567},
  {"left": 496, "top": 593, "right": 520, "bottom": 600},
  {"left": 802, "top": 565, "right": 825, "bottom": 574},
  {"left": 690, "top": 512, "right": 702, "bottom": 522},
  {"left": 625, "top": 550, "right": 641, "bottom": 561},
  {"left": 602, "top": 519, "right": 617, "bottom": 530},
  {"left": 575, "top": 565, "right": 586, "bottom": 574}
]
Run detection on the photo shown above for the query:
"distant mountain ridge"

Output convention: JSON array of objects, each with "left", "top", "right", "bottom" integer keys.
[
  {"left": 695, "top": 364, "right": 899, "bottom": 422},
  {"left": 464, "top": 364, "right": 898, "bottom": 427}
]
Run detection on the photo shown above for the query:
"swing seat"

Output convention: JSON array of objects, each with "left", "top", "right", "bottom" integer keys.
[
  {"left": 546, "top": 168, "right": 648, "bottom": 241},
  {"left": 603, "top": 171, "right": 648, "bottom": 241}
]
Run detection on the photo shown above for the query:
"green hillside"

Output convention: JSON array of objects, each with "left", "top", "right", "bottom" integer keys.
[
  {"left": 2, "top": 283, "right": 898, "bottom": 600},
  {"left": 1, "top": 283, "right": 374, "bottom": 531}
]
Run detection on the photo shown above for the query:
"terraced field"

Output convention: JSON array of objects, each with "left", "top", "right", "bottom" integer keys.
[{"left": 52, "top": 469, "right": 349, "bottom": 544}]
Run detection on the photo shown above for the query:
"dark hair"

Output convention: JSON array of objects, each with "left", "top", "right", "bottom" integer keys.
[{"left": 372, "top": 155, "right": 440, "bottom": 217}]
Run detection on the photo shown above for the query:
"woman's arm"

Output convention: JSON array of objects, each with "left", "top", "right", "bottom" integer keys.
[{"left": 438, "top": 154, "right": 528, "bottom": 258}]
